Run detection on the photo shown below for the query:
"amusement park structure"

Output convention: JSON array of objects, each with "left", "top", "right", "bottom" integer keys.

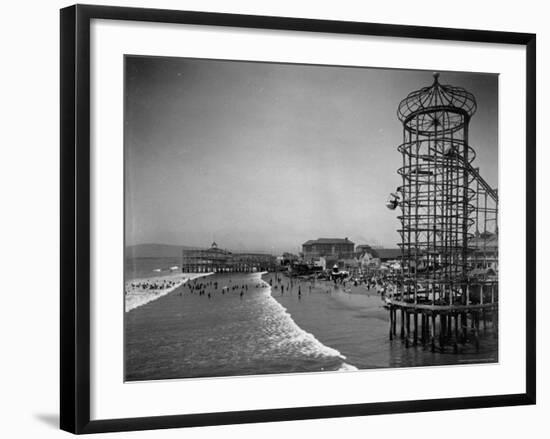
[{"left": 386, "top": 73, "right": 498, "bottom": 352}]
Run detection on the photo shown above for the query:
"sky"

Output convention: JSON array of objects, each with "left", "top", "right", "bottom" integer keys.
[{"left": 124, "top": 56, "right": 498, "bottom": 255}]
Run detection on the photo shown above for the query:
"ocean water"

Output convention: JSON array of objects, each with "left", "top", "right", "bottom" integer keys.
[
  {"left": 125, "top": 256, "right": 182, "bottom": 280},
  {"left": 125, "top": 269, "right": 349, "bottom": 380},
  {"left": 125, "top": 258, "right": 497, "bottom": 381}
]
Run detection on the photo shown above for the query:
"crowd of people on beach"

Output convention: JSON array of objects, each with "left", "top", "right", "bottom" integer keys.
[
  {"left": 125, "top": 275, "right": 195, "bottom": 312},
  {"left": 125, "top": 278, "right": 185, "bottom": 296},
  {"left": 266, "top": 272, "right": 398, "bottom": 300},
  {"left": 125, "top": 270, "right": 399, "bottom": 308},
  {"left": 268, "top": 275, "right": 311, "bottom": 299},
  {"left": 177, "top": 277, "right": 270, "bottom": 300}
]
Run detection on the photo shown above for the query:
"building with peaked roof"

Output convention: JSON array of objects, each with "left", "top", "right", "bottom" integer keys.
[
  {"left": 302, "top": 237, "right": 355, "bottom": 261},
  {"left": 355, "top": 244, "right": 374, "bottom": 257}
]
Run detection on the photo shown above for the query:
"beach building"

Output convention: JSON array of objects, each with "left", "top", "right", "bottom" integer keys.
[
  {"left": 232, "top": 252, "right": 277, "bottom": 270},
  {"left": 181, "top": 242, "right": 276, "bottom": 273},
  {"left": 280, "top": 252, "right": 299, "bottom": 266},
  {"left": 359, "top": 251, "right": 379, "bottom": 269},
  {"left": 181, "top": 242, "right": 232, "bottom": 272},
  {"left": 341, "top": 258, "right": 360, "bottom": 271},
  {"left": 372, "top": 248, "right": 402, "bottom": 262},
  {"left": 468, "top": 232, "right": 498, "bottom": 279},
  {"left": 469, "top": 232, "right": 498, "bottom": 271},
  {"left": 355, "top": 244, "right": 376, "bottom": 258},
  {"left": 302, "top": 238, "right": 355, "bottom": 261},
  {"left": 317, "top": 256, "right": 337, "bottom": 271}
]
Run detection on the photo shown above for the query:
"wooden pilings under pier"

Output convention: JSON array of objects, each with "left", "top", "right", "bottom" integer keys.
[
  {"left": 387, "top": 301, "right": 498, "bottom": 353},
  {"left": 181, "top": 264, "right": 272, "bottom": 273}
]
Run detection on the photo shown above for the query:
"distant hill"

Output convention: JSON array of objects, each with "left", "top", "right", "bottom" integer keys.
[{"left": 126, "top": 243, "right": 202, "bottom": 259}]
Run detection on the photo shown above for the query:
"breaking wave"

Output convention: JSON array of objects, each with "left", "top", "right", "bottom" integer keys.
[{"left": 261, "top": 278, "right": 357, "bottom": 371}]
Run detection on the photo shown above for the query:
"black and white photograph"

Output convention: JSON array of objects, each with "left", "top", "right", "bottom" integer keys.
[
  {"left": 124, "top": 56, "right": 499, "bottom": 381},
  {"left": 1, "top": 0, "right": 543, "bottom": 436}
]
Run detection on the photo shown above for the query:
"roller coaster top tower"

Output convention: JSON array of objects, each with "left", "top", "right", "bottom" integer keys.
[{"left": 394, "top": 73, "right": 480, "bottom": 300}]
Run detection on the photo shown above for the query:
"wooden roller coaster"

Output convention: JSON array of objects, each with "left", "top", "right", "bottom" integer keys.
[{"left": 386, "top": 73, "right": 498, "bottom": 353}]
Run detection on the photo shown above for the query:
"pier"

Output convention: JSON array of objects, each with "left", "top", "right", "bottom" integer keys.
[
  {"left": 386, "top": 283, "right": 498, "bottom": 352},
  {"left": 181, "top": 242, "right": 276, "bottom": 273}
]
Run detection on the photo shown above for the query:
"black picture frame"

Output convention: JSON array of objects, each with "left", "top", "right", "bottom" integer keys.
[{"left": 60, "top": 4, "right": 536, "bottom": 434}]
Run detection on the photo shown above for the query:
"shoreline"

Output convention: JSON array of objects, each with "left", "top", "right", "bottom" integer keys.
[
  {"left": 258, "top": 273, "right": 357, "bottom": 371},
  {"left": 262, "top": 272, "right": 498, "bottom": 370},
  {"left": 125, "top": 272, "right": 212, "bottom": 312},
  {"left": 263, "top": 272, "right": 390, "bottom": 370}
]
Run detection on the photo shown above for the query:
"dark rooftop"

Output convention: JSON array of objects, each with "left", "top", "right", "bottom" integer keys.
[
  {"left": 303, "top": 238, "right": 355, "bottom": 246},
  {"left": 373, "top": 248, "right": 402, "bottom": 260}
]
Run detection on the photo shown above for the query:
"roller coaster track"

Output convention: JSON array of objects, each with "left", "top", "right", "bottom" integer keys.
[{"left": 464, "top": 160, "right": 498, "bottom": 203}]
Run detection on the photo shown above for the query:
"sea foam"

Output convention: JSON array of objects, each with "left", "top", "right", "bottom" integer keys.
[
  {"left": 261, "top": 277, "right": 358, "bottom": 371},
  {"left": 125, "top": 272, "right": 212, "bottom": 312}
]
